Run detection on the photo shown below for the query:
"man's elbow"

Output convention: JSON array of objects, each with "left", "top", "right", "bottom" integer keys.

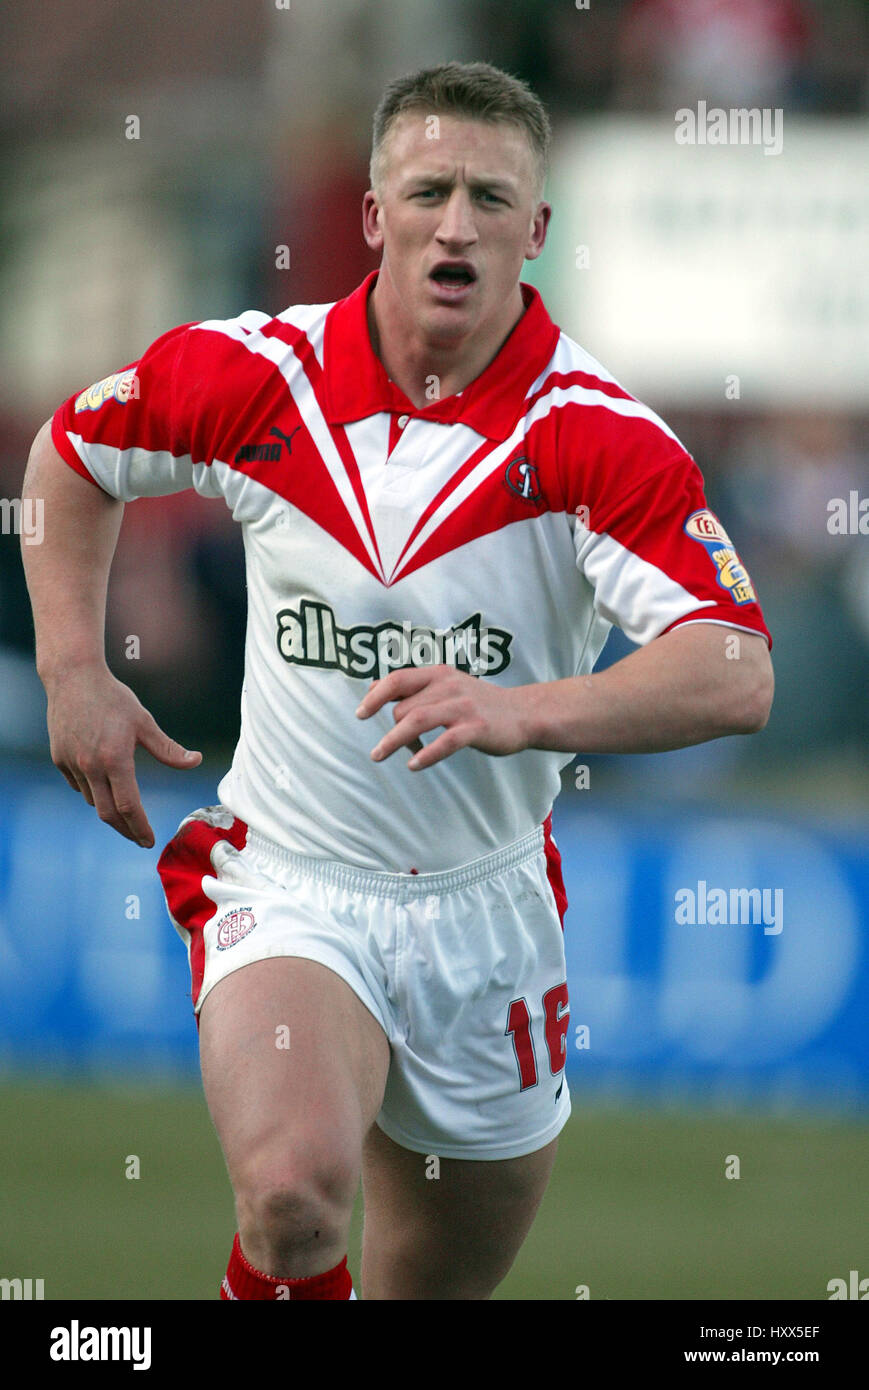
[{"left": 733, "top": 657, "right": 774, "bottom": 734}]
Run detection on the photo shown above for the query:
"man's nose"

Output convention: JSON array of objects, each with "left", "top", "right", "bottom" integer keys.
[{"left": 436, "top": 190, "right": 478, "bottom": 244}]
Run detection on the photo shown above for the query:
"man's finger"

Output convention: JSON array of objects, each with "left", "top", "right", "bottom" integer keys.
[
  {"left": 72, "top": 771, "right": 95, "bottom": 805},
  {"left": 106, "top": 766, "right": 154, "bottom": 846},
  {"left": 356, "top": 666, "right": 440, "bottom": 718},
  {"left": 86, "top": 773, "right": 147, "bottom": 845},
  {"left": 57, "top": 762, "right": 83, "bottom": 795},
  {"left": 138, "top": 719, "right": 202, "bottom": 769},
  {"left": 371, "top": 705, "right": 451, "bottom": 762},
  {"left": 406, "top": 726, "right": 468, "bottom": 771}
]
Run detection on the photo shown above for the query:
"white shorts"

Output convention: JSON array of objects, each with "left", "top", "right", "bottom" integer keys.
[{"left": 158, "top": 805, "right": 571, "bottom": 1160}]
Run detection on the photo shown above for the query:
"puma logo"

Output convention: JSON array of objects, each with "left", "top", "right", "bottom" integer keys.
[
  {"left": 234, "top": 425, "right": 302, "bottom": 465},
  {"left": 269, "top": 425, "right": 302, "bottom": 453}
]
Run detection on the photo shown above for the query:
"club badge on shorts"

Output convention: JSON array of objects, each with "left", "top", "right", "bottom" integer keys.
[{"left": 215, "top": 908, "right": 257, "bottom": 951}]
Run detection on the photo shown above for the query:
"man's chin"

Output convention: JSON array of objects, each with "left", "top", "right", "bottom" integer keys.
[{"left": 418, "top": 295, "right": 478, "bottom": 341}]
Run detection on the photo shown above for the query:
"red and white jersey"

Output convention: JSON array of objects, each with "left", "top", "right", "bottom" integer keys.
[{"left": 52, "top": 270, "right": 770, "bottom": 872}]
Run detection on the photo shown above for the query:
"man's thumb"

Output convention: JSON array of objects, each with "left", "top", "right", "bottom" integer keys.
[{"left": 140, "top": 721, "right": 202, "bottom": 769}]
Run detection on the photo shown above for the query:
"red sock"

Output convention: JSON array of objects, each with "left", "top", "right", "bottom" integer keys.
[{"left": 220, "top": 1232, "right": 353, "bottom": 1300}]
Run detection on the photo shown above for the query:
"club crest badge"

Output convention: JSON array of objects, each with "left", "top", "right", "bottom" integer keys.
[
  {"left": 505, "top": 455, "right": 543, "bottom": 504},
  {"left": 215, "top": 908, "right": 257, "bottom": 950}
]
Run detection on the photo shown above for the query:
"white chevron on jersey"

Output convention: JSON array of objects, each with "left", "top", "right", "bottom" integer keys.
[
  {"left": 194, "top": 318, "right": 386, "bottom": 580},
  {"left": 389, "top": 429, "right": 515, "bottom": 581}
]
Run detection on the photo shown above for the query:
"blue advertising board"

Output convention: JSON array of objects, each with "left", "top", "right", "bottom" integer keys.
[
  {"left": 555, "top": 800, "right": 867, "bottom": 1110},
  {"left": 0, "top": 769, "right": 865, "bottom": 1109}
]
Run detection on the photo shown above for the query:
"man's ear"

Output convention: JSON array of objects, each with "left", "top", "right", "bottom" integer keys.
[
  {"left": 525, "top": 202, "right": 552, "bottom": 261},
  {"left": 363, "top": 191, "right": 384, "bottom": 253}
]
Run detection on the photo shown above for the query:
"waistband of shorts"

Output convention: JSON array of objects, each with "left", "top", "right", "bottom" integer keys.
[{"left": 243, "top": 824, "right": 546, "bottom": 898}]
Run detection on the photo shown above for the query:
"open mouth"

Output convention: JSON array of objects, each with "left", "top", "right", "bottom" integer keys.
[{"left": 429, "top": 262, "right": 477, "bottom": 290}]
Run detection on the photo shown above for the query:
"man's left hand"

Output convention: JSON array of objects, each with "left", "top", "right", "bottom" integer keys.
[{"left": 356, "top": 666, "right": 528, "bottom": 770}]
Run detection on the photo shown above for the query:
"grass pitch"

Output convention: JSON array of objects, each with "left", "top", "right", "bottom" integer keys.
[{"left": 0, "top": 1075, "right": 865, "bottom": 1300}]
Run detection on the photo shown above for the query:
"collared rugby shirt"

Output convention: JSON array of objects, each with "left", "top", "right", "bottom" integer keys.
[{"left": 52, "top": 270, "right": 770, "bottom": 872}]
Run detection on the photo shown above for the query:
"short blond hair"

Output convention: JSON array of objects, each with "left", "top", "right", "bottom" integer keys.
[{"left": 370, "top": 60, "right": 551, "bottom": 203}]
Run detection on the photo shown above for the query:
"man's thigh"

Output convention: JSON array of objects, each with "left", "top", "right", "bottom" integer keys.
[
  {"left": 360, "top": 1122, "right": 559, "bottom": 1299},
  {"left": 200, "top": 957, "right": 390, "bottom": 1195}
]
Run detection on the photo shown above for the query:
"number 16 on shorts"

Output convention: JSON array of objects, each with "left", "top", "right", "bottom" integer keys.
[{"left": 505, "top": 983, "right": 570, "bottom": 1091}]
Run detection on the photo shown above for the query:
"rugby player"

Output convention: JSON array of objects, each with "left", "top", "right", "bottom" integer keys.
[{"left": 22, "top": 61, "right": 773, "bottom": 1300}]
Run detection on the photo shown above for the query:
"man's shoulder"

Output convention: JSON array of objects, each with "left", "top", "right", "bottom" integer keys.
[
  {"left": 529, "top": 314, "right": 690, "bottom": 471},
  {"left": 192, "top": 296, "right": 339, "bottom": 344},
  {"left": 537, "top": 316, "right": 632, "bottom": 399},
  {"left": 168, "top": 297, "right": 341, "bottom": 393}
]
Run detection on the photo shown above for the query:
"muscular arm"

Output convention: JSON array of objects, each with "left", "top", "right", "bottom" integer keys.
[
  {"left": 356, "top": 624, "right": 774, "bottom": 769},
  {"left": 21, "top": 422, "right": 201, "bottom": 845},
  {"left": 514, "top": 624, "right": 774, "bottom": 754},
  {"left": 23, "top": 421, "right": 125, "bottom": 678}
]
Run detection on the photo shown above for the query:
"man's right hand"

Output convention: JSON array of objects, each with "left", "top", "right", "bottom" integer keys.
[{"left": 45, "top": 664, "right": 202, "bottom": 848}]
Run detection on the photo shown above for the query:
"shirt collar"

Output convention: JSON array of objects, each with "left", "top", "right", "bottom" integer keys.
[{"left": 322, "top": 269, "right": 560, "bottom": 442}]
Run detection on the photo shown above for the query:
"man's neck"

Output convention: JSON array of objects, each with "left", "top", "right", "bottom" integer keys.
[{"left": 366, "top": 275, "right": 526, "bottom": 411}]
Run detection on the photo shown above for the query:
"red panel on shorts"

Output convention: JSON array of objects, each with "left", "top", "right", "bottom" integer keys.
[
  {"left": 542, "top": 812, "right": 568, "bottom": 929},
  {"left": 157, "top": 815, "right": 248, "bottom": 1011}
]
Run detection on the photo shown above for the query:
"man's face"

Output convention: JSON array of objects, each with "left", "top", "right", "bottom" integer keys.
[{"left": 363, "top": 112, "right": 550, "bottom": 343}]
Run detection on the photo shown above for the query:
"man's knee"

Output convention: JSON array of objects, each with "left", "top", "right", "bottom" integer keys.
[{"left": 236, "top": 1141, "right": 359, "bottom": 1274}]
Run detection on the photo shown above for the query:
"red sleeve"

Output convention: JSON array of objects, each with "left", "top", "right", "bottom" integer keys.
[
  {"left": 595, "top": 452, "right": 771, "bottom": 647},
  {"left": 556, "top": 398, "right": 771, "bottom": 649},
  {"left": 50, "top": 322, "right": 196, "bottom": 499}
]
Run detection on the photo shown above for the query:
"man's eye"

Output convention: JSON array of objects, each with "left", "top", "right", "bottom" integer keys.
[{"left": 413, "top": 189, "right": 502, "bottom": 202}]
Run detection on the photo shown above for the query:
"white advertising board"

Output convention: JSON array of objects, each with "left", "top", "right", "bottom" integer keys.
[{"left": 536, "top": 116, "right": 869, "bottom": 408}]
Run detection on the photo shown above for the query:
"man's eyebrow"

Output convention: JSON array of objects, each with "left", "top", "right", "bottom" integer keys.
[{"left": 403, "top": 172, "right": 518, "bottom": 193}]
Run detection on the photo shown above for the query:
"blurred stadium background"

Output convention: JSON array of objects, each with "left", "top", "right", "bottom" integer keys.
[{"left": 1, "top": 0, "right": 867, "bottom": 1300}]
